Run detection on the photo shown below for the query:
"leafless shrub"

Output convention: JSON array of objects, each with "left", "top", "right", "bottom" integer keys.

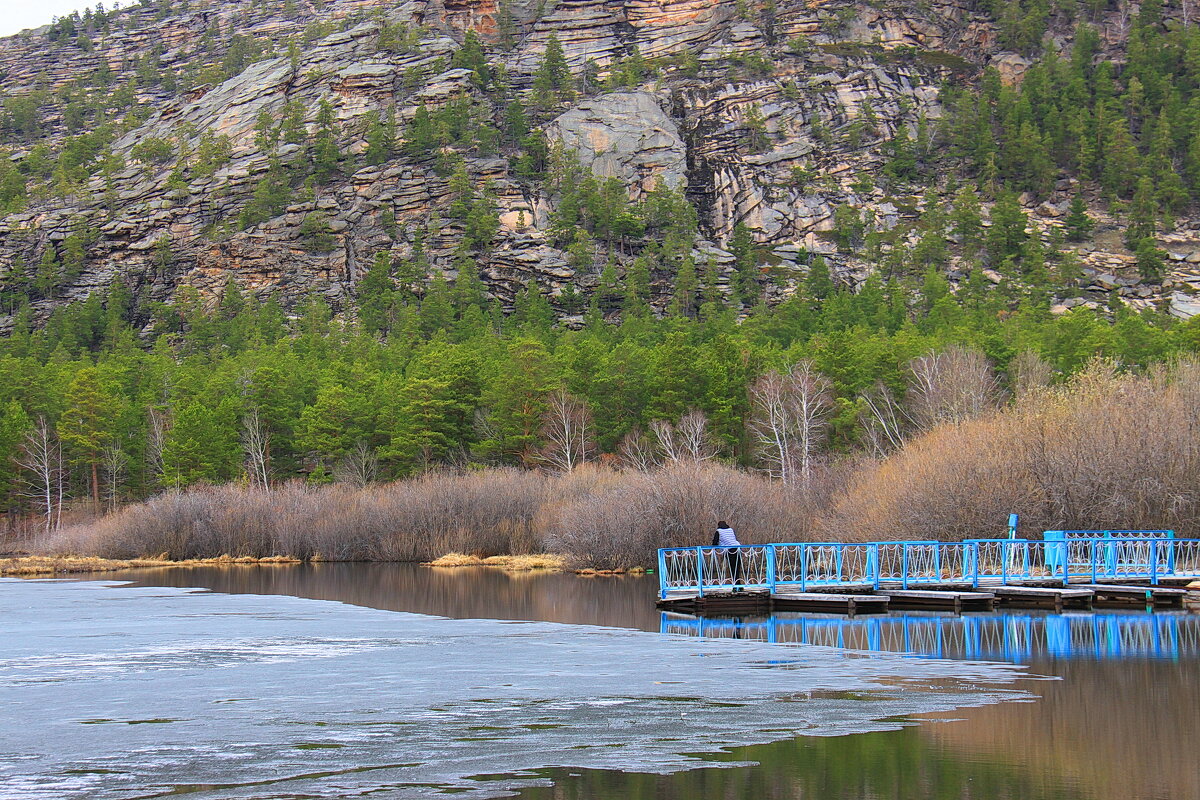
[
  {"left": 1011, "top": 349, "right": 1054, "bottom": 398},
  {"left": 545, "top": 461, "right": 842, "bottom": 569}
]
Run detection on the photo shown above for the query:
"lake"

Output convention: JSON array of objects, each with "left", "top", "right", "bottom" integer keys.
[{"left": 2, "top": 563, "right": 1197, "bottom": 799}]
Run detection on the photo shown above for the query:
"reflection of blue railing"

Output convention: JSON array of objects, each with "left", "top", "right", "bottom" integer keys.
[
  {"left": 660, "top": 611, "right": 1200, "bottom": 662},
  {"left": 657, "top": 538, "right": 1200, "bottom": 599}
]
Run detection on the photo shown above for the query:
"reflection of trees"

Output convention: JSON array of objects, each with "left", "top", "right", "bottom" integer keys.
[
  {"left": 98, "top": 562, "right": 663, "bottom": 631},
  {"left": 517, "top": 729, "right": 1086, "bottom": 800},
  {"left": 928, "top": 659, "right": 1200, "bottom": 800}
]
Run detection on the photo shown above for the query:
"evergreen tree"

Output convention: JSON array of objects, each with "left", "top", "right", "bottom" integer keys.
[
  {"left": 1064, "top": 193, "right": 1094, "bottom": 242},
  {"left": 310, "top": 99, "right": 340, "bottom": 184},
  {"left": 358, "top": 252, "right": 395, "bottom": 335}
]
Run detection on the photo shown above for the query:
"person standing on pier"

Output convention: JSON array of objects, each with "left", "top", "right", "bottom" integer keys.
[{"left": 712, "top": 521, "right": 743, "bottom": 590}]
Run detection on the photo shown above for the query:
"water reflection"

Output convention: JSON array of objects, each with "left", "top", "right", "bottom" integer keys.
[{"left": 661, "top": 611, "right": 1200, "bottom": 662}]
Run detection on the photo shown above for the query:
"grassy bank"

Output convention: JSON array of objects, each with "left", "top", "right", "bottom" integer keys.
[{"left": 0, "top": 554, "right": 300, "bottom": 576}]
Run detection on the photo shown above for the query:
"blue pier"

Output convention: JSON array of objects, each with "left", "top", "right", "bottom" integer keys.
[{"left": 657, "top": 533, "right": 1200, "bottom": 614}]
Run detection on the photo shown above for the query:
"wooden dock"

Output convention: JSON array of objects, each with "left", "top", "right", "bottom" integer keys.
[
  {"left": 992, "top": 586, "right": 1094, "bottom": 611},
  {"left": 773, "top": 592, "right": 890, "bottom": 615},
  {"left": 876, "top": 589, "right": 995, "bottom": 612},
  {"left": 1076, "top": 583, "right": 1188, "bottom": 609}
]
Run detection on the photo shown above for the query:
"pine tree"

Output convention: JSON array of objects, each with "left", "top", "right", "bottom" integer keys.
[
  {"left": 310, "top": 99, "right": 340, "bottom": 184},
  {"left": 358, "top": 252, "right": 395, "bottom": 335},
  {"left": 531, "top": 34, "right": 573, "bottom": 113},
  {"left": 986, "top": 191, "right": 1028, "bottom": 265},
  {"left": 1126, "top": 175, "right": 1159, "bottom": 246},
  {"left": 671, "top": 254, "right": 699, "bottom": 318},
  {"left": 729, "top": 222, "right": 760, "bottom": 306},
  {"left": 1064, "top": 193, "right": 1093, "bottom": 242}
]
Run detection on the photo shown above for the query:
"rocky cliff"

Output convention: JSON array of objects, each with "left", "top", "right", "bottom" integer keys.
[{"left": 1, "top": 0, "right": 1199, "bottom": 328}]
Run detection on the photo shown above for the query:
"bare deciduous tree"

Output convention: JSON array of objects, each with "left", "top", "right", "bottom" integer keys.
[
  {"left": 650, "top": 409, "right": 717, "bottom": 464},
  {"left": 618, "top": 427, "right": 657, "bottom": 471},
  {"left": 241, "top": 408, "right": 272, "bottom": 490},
  {"left": 334, "top": 440, "right": 379, "bottom": 488},
  {"left": 859, "top": 382, "right": 912, "bottom": 458},
  {"left": 16, "top": 417, "right": 65, "bottom": 535},
  {"left": 907, "top": 345, "right": 1001, "bottom": 430},
  {"left": 538, "top": 389, "right": 594, "bottom": 473},
  {"left": 749, "top": 361, "right": 833, "bottom": 485},
  {"left": 102, "top": 445, "right": 127, "bottom": 512},
  {"left": 146, "top": 407, "right": 170, "bottom": 488}
]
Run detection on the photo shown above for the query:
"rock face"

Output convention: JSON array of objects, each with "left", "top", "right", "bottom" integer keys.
[
  {"left": 0, "top": 0, "right": 1194, "bottom": 327},
  {"left": 546, "top": 92, "right": 687, "bottom": 197}
]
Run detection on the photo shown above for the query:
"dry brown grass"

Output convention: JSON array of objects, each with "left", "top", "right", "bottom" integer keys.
[
  {"left": 0, "top": 554, "right": 300, "bottom": 576},
  {"left": 424, "top": 552, "right": 567, "bottom": 570}
]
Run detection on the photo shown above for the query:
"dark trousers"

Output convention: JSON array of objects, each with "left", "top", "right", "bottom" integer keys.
[{"left": 726, "top": 549, "right": 742, "bottom": 586}]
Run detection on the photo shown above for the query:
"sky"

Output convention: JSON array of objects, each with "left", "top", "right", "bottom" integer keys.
[{"left": 0, "top": 0, "right": 101, "bottom": 38}]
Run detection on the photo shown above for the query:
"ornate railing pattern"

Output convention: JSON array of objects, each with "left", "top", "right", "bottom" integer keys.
[{"left": 658, "top": 538, "right": 1200, "bottom": 598}]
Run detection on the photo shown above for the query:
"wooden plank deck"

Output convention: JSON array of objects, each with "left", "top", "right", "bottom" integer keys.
[
  {"left": 992, "top": 586, "right": 1094, "bottom": 611},
  {"left": 1076, "top": 584, "right": 1188, "bottom": 608},
  {"left": 772, "top": 592, "right": 890, "bottom": 615},
  {"left": 875, "top": 590, "right": 996, "bottom": 612}
]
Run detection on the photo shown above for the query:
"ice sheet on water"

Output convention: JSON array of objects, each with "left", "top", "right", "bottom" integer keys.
[{"left": 0, "top": 579, "right": 1031, "bottom": 799}]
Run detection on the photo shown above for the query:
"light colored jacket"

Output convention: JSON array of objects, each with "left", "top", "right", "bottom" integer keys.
[{"left": 715, "top": 527, "right": 740, "bottom": 547}]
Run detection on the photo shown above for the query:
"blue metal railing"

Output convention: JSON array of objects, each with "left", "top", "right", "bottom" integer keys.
[{"left": 658, "top": 537, "right": 1200, "bottom": 599}]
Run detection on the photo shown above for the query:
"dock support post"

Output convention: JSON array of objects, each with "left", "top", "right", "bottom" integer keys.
[
  {"left": 1001, "top": 541, "right": 1008, "bottom": 586},
  {"left": 696, "top": 546, "right": 704, "bottom": 598},
  {"left": 902, "top": 544, "right": 909, "bottom": 590},
  {"left": 658, "top": 549, "right": 668, "bottom": 600}
]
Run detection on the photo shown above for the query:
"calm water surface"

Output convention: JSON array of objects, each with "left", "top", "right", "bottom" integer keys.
[{"left": 75, "top": 564, "right": 1200, "bottom": 800}]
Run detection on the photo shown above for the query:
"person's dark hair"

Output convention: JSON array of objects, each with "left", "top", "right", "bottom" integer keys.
[{"left": 718, "top": 520, "right": 729, "bottom": 528}]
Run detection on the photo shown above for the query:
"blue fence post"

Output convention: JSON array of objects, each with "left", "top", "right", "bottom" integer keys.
[
  {"left": 1151, "top": 539, "right": 1159, "bottom": 586},
  {"left": 1090, "top": 540, "right": 1097, "bottom": 583},
  {"left": 971, "top": 542, "right": 980, "bottom": 588},
  {"left": 871, "top": 543, "right": 880, "bottom": 590},
  {"left": 1022, "top": 542, "right": 1030, "bottom": 579},
  {"left": 696, "top": 546, "right": 705, "bottom": 598},
  {"left": 767, "top": 545, "right": 777, "bottom": 593},
  {"left": 800, "top": 544, "right": 808, "bottom": 592},
  {"left": 658, "top": 549, "right": 668, "bottom": 599},
  {"left": 1001, "top": 540, "right": 1008, "bottom": 586},
  {"left": 902, "top": 544, "right": 910, "bottom": 590}
]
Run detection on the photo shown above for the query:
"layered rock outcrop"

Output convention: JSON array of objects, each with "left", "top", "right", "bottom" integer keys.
[{"left": 0, "top": 0, "right": 1197, "bottom": 328}]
